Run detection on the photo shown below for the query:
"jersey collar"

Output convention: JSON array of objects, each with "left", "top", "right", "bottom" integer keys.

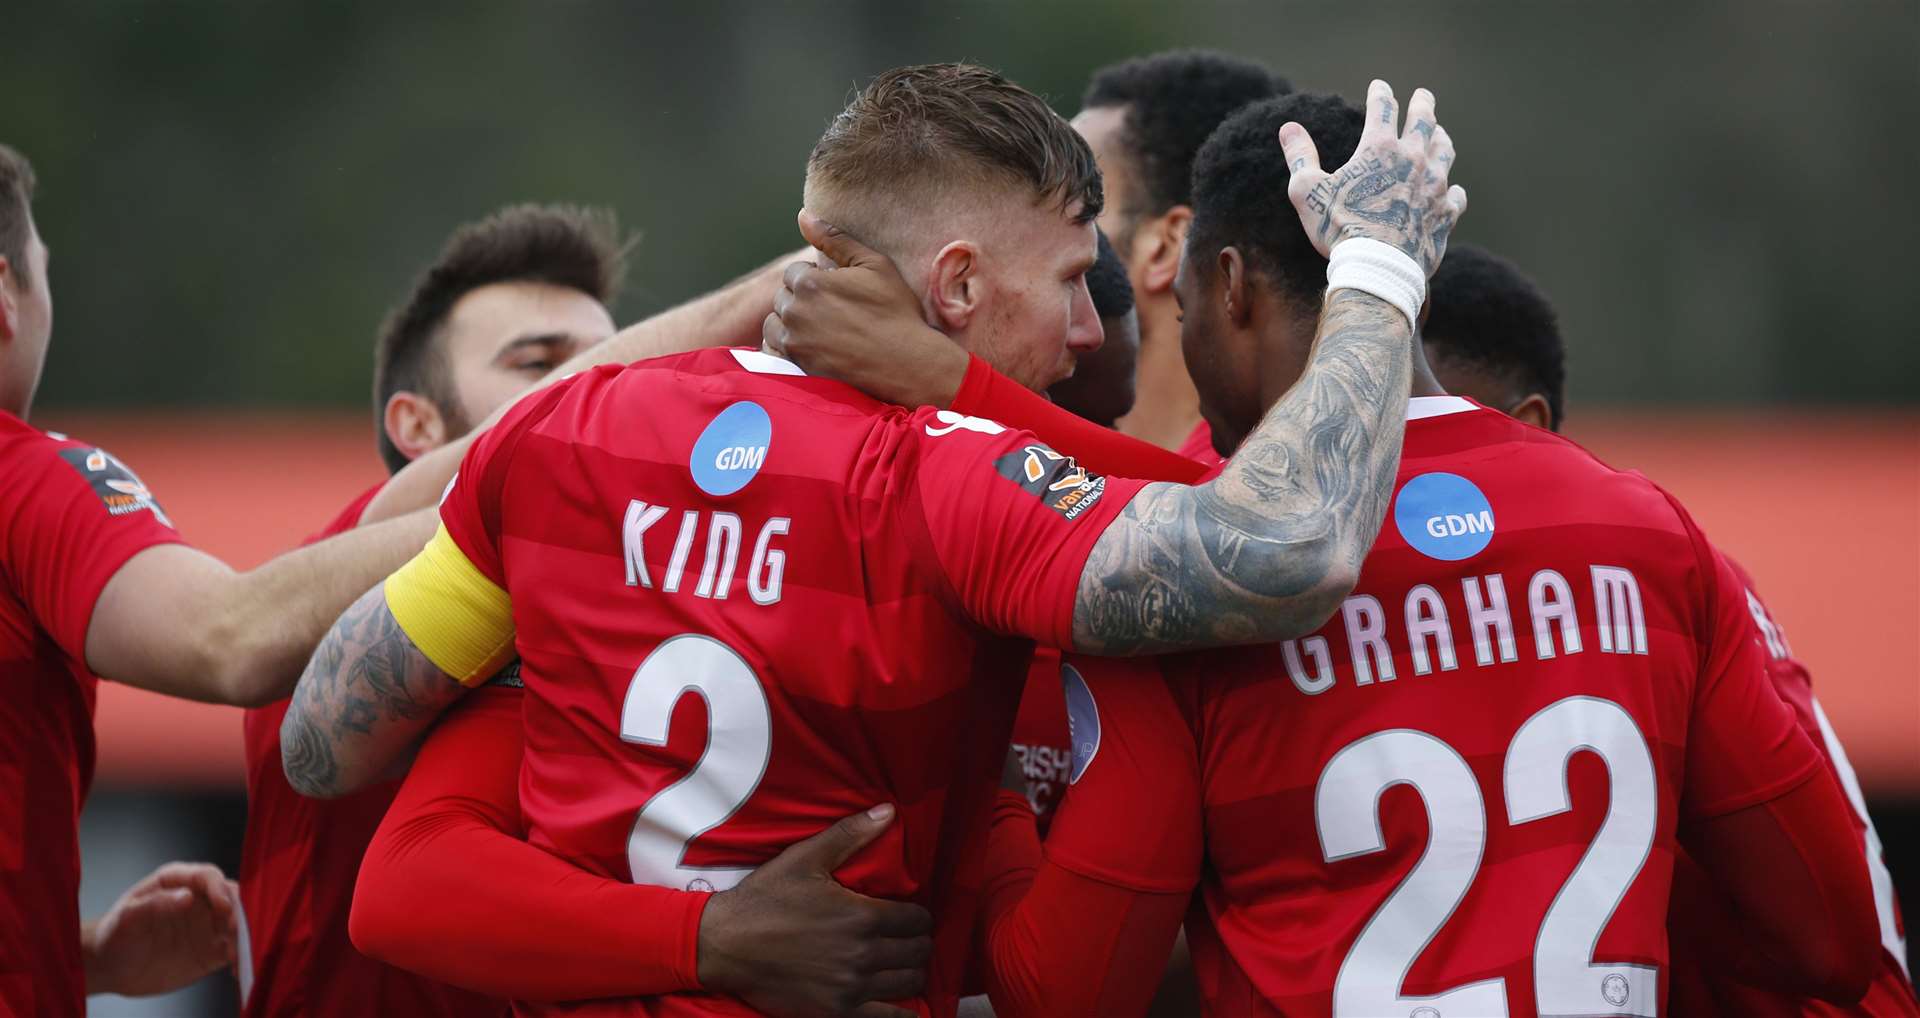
[{"left": 1406, "top": 395, "right": 1479, "bottom": 421}]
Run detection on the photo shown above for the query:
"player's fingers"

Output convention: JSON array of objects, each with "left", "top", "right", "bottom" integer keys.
[
  {"left": 797, "top": 209, "right": 880, "bottom": 270},
  {"left": 1446, "top": 184, "right": 1469, "bottom": 219},
  {"left": 781, "top": 258, "right": 821, "bottom": 293},
  {"left": 769, "top": 803, "right": 897, "bottom": 875},
  {"left": 761, "top": 312, "right": 789, "bottom": 357},
  {"left": 1402, "top": 87, "right": 1436, "bottom": 146},
  {"left": 1279, "top": 123, "right": 1325, "bottom": 208},
  {"left": 859, "top": 968, "right": 929, "bottom": 1005},
  {"left": 849, "top": 1003, "right": 917, "bottom": 1018},
  {"left": 1427, "top": 125, "right": 1456, "bottom": 190},
  {"left": 1360, "top": 79, "right": 1399, "bottom": 143},
  {"left": 860, "top": 933, "right": 933, "bottom": 972},
  {"left": 860, "top": 897, "right": 934, "bottom": 938}
]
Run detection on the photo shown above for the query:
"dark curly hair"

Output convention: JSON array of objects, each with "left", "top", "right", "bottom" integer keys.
[
  {"left": 1188, "top": 91, "right": 1361, "bottom": 305},
  {"left": 1087, "top": 229, "right": 1134, "bottom": 319},
  {"left": 1425, "top": 244, "right": 1567, "bottom": 430},
  {"left": 1082, "top": 50, "right": 1291, "bottom": 215},
  {"left": 372, "top": 204, "right": 627, "bottom": 473}
]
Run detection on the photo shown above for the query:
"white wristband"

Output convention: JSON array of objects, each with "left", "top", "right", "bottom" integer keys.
[{"left": 1325, "top": 237, "right": 1425, "bottom": 328}]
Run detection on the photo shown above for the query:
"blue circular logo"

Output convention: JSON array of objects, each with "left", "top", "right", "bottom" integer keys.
[
  {"left": 689, "top": 402, "right": 772, "bottom": 497},
  {"left": 1061, "top": 662, "right": 1101, "bottom": 785},
  {"left": 1394, "top": 471, "right": 1495, "bottom": 561}
]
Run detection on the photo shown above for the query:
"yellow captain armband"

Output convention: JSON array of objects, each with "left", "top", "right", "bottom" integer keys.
[{"left": 384, "top": 524, "right": 516, "bottom": 687}]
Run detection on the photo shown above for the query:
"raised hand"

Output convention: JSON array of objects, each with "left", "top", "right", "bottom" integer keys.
[
  {"left": 82, "top": 862, "right": 240, "bottom": 997},
  {"left": 763, "top": 210, "right": 969, "bottom": 408},
  {"left": 1281, "top": 79, "right": 1466, "bottom": 277},
  {"left": 697, "top": 804, "right": 933, "bottom": 1017}
]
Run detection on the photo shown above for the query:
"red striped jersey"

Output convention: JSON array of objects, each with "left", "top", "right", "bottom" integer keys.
[
  {"left": 433, "top": 347, "right": 1144, "bottom": 1017},
  {"left": 1046, "top": 396, "right": 1825, "bottom": 1017},
  {"left": 238, "top": 484, "right": 506, "bottom": 1018},
  {"left": 0, "top": 413, "right": 182, "bottom": 1016},
  {"left": 1667, "top": 560, "right": 1917, "bottom": 1016}
]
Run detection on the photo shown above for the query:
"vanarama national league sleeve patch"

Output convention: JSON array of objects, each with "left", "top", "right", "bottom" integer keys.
[
  {"left": 55, "top": 446, "right": 174, "bottom": 528},
  {"left": 992, "top": 442, "right": 1108, "bottom": 521}
]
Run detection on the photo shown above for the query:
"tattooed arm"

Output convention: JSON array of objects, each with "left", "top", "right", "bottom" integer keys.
[
  {"left": 281, "top": 583, "right": 468, "bottom": 798},
  {"left": 1072, "top": 80, "right": 1468, "bottom": 655}
]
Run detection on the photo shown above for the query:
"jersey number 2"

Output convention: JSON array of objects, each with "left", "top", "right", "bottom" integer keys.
[
  {"left": 620, "top": 635, "right": 772, "bottom": 892},
  {"left": 1315, "top": 695, "right": 1658, "bottom": 1017}
]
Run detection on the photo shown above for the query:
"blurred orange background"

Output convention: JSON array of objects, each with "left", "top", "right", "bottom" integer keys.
[{"left": 45, "top": 409, "right": 1920, "bottom": 796}]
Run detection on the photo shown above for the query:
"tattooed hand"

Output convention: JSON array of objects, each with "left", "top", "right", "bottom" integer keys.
[{"left": 1284, "top": 79, "right": 1466, "bottom": 277}]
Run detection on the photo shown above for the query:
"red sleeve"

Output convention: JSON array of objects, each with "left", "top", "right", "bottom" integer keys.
[
  {"left": 437, "top": 376, "right": 583, "bottom": 586},
  {"left": 1677, "top": 769, "right": 1879, "bottom": 1001},
  {"left": 1676, "top": 516, "right": 1824, "bottom": 818},
  {"left": 350, "top": 684, "right": 710, "bottom": 1000},
  {"left": 951, "top": 354, "right": 1207, "bottom": 484},
  {"left": 0, "top": 429, "right": 182, "bottom": 662},
  {"left": 901, "top": 407, "right": 1148, "bottom": 648},
  {"left": 977, "top": 656, "right": 1201, "bottom": 1017}
]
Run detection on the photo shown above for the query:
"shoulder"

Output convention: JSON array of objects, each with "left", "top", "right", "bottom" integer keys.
[{"left": 0, "top": 417, "right": 172, "bottom": 524}]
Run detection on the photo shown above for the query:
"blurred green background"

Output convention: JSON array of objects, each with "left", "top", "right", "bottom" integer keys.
[{"left": 6, "top": 1, "right": 1916, "bottom": 414}]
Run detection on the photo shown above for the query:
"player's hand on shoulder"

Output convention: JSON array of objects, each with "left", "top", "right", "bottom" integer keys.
[
  {"left": 1282, "top": 79, "right": 1467, "bottom": 276},
  {"left": 698, "top": 803, "right": 931, "bottom": 1017},
  {"left": 764, "top": 209, "right": 968, "bottom": 408},
  {"left": 82, "top": 861, "right": 239, "bottom": 998}
]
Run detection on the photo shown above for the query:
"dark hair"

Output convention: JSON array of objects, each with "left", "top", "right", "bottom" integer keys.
[
  {"left": 1082, "top": 50, "right": 1291, "bottom": 214},
  {"left": 1189, "top": 91, "right": 1362, "bottom": 305},
  {"left": 0, "top": 145, "right": 38, "bottom": 289},
  {"left": 372, "top": 204, "right": 625, "bottom": 473},
  {"left": 1088, "top": 229, "right": 1134, "bottom": 319},
  {"left": 1425, "top": 244, "right": 1567, "bottom": 430},
  {"left": 807, "top": 63, "right": 1102, "bottom": 249}
]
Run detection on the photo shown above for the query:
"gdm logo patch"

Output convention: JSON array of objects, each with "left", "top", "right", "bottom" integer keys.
[
  {"left": 1061, "top": 662, "right": 1101, "bottom": 784},
  {"left": 689, "top": 401, "right": 772, "bottom": 497},
  {"left": 1393, "top": 471, "right": 1495, "bottom": 561}
]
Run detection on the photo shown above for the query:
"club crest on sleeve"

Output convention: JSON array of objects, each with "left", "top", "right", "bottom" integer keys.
[
  {"left": 690, "top": 401, "right": 773, "bottom": 497},
  {"left": 992, "top": 443, "right": 1107, "bottom": 520},
  {"left": 1061, "top": 662, "right": 1101, "bottom": 784},
  {"left": 1393, "top": 471, "right": 1494, "bottom": 561},
  {"left": 56, "top": 446, "right": 173, "bottom": 528}
]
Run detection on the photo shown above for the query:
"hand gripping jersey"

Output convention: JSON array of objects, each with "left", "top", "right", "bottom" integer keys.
[
  {"left": 238, "top": 485, "right": 506, "bottom": 1018},
  {"left": 384, "top": 348, "right": 1145, "bottom": 1017},
  {"left": 1045, "top": 397, "right": 1830, "bottom": 1018},
  {"left": 1667, "top": 560, "right": 1917, "bottom": 1016},
  {"left": 0, "top": 414, "right": 181, "bottom": 1016}
]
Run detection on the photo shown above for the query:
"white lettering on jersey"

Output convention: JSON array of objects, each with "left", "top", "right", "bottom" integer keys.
[
  {"left": 1528, "top": 569, "right": 1583, "bottom": 659},
  {"left": 1591, "top": 566, "right": 1649, "bottom": 655},
  {"left": 1283, "top": 636, "right": 1336, "bottom": 694},
  {"left": 925, "top": 410, "right": 1006, "bottom": 437},
  {"left": 663, "top": 510, "right": 701, "bottom": 593},
  {"left": 621, "top": 500, "right": 787, "bottom": 607},
  {"left": 1744, "top": 589, "right": 1791, "bottom": 660},
  {"left": 695, "top": 512, "right": 742, "bottom": 599},
  {"left": 748, "top": 517, "right": 792, "bottom": 606},
  {"left": 1341, "top": 595, "right": 1395, "bottom": 686},
  {"left": 623, "top": 500, "right": 670, "bottom": 588},
  {"left": 1462, "top": 574, "right": 1519, "bottom": 666},
  {"left": 1405, "top": 584, "right": 1458, "bottom": 676}
]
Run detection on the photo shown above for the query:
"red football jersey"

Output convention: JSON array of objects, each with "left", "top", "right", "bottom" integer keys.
[
  {"left": 238, "top": 484, "right": 506, "bottom": 1018},
  {"left": 1047, "top": 396, "right": 1826, "bottom": 1017},
  {"left": 1009, "top": 650, "right": 1071, "bottom": 835},
  {"left": 435, "top": 348, "right": 1145, "bottom": 1017},
  {"left": 0, "top": 414, "right": 181, "bottom": 1016},
  {"left": 1666, "top": 560, "right": 1917, "bottom": 1016}
]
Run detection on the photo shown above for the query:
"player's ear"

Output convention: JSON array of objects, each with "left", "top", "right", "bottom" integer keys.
[
  {"left": 384, "top": 390, "right": 449, "bottom": 464},
  {"left": 1509, "top": 393, "right": 1554, "bottom": 431},
  {"left": 1219, "top": 246, "right": 1251, "bottom": 328},
  {"left": 926, "top": 240, "right": 979, "bottom": 332},
  {"left": 0, "top": 256, "right": 17, "bottom": 342},
  {"left": 1138, "top": 205, "right": 1191, "bottom": 296}
]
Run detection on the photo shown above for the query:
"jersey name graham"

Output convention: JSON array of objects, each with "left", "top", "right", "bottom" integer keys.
[{"left": 1279, "top": 563, "right": 1649, "bottom": 696}]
